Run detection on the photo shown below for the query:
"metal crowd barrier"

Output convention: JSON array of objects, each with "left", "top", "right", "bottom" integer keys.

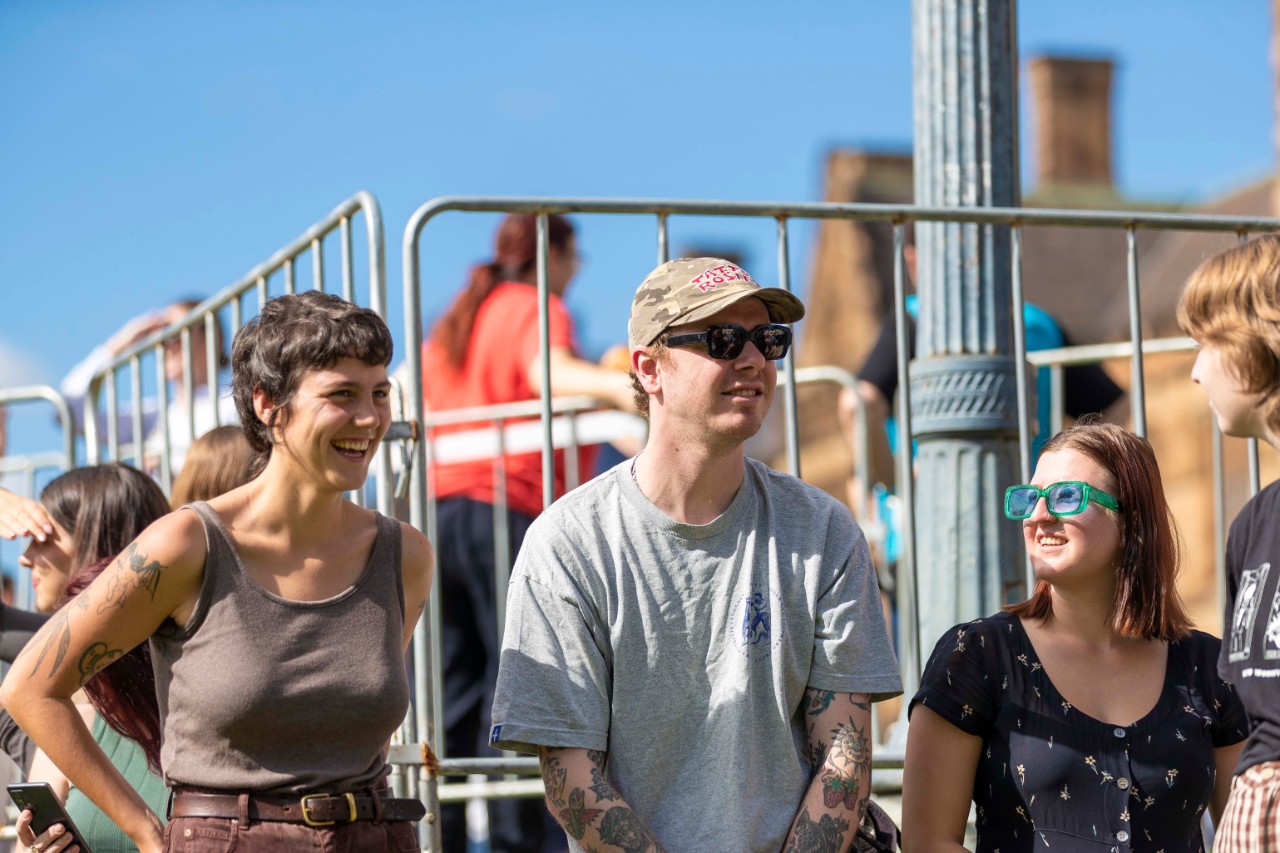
[
  {"left": 80, "top": 191, "right": 390, "bottom": 508},
  {"left": 0, "top": 385, "right": 77, "bottom": 613},
  {"left": 399, "top": 196, "right": 1280, "bottom": 850}
]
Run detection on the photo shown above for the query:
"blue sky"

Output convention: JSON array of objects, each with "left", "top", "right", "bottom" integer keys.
[{"left": 0, "top": 0, "right": 1274, "bottom": 464}]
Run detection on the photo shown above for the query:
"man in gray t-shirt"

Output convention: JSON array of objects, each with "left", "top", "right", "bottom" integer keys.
[{"left": 490, "top": 257, "right": 902, "bottom": 852}]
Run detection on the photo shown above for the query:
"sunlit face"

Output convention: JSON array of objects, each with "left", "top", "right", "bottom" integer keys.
[
  {"left": 1022, "top": 448, "right": 1123, "bottom": 595},
  {"left": 652, "top": 296, "right": 777, "bottom": 450},
  {"left": 261, "top": 357, "right": 392, "bottom": 493},
  {"left": 18, "top": 516, "right": 78, "bottom": 614},
  {"left": 1190, "top": 342, "right": 1266, "bottom": 439}
]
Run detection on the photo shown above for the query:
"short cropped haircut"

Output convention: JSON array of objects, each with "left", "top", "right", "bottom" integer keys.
[
  {"left": 232, "top": 291, "right": 393, "bottom": 466},
  {"left": 1177, "top": 234, "right": 1280, "bottom": 436},
  {"left": 1005, "top": 420, "right": 1192, "bottom": 641},
  {"left": 628, "top": 337, "right": 669, "bottom": 419}
]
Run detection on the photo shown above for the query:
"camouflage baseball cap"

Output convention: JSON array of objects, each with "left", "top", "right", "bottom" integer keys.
[{"left": 628, "top": 258, "right": 806, "bottom": 347}]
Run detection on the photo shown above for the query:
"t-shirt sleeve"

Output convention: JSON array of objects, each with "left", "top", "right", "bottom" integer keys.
[
  {"left": 807, "top": 521, "right": 903, "bottom": 702},
  {"left": 490, "top": 563, "right": 611, "bottom": 755},
  {"left": 910, "top": 620, "right": 1000, "bottom": 737},
  {"left": 1220, "top": 517, "right": 1246, "bottom": 683},
  {"left": 1192, "top": 632, "right": 1250, "bottom": 747}
]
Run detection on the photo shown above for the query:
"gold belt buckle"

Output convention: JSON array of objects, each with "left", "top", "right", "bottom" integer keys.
[{"left": 300, "top": 792, "right": 357, "bottom": 827}]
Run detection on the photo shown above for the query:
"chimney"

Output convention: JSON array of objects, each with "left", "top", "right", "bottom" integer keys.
[{"left": 1027, "top": 55, "right": 1114, "bottom": 188}]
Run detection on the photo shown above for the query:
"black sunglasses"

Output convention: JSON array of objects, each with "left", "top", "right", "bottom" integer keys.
[{"left": 664, "top": 323, "right": 793, "bottom": 361}]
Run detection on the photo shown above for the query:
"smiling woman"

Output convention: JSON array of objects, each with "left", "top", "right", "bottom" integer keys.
[
  {"left": 902, "top": 421, "right": 1247, "bottom": 853},
  {"left": 1, "top": 292, "right": 435, "bottom": 853}
]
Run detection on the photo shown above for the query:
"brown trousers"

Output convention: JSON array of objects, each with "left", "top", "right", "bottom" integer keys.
[{"left": 162, "top": 815, "right": 420, "bottom": 852}]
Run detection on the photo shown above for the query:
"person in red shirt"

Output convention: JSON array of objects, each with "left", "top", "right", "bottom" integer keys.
[{"left": 422, "top": 213, "right": 634, "bottom": 853}]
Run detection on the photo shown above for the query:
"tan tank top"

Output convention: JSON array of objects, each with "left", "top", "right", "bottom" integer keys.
[{"left": 151, "top": 502, "right": 409, "bottom": 794}]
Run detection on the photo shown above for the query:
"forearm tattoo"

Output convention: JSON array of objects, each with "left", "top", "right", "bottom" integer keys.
[
  {"left": 77, "top": 641, "right": 124, "bottom": 686},
  {"left": 538, "top": 748, "right": 668, "bottom": 852},
  {"left": 26, "top": 596, "right": 88, "bottom": 679},
  {"left": 784, "top": 807, "right": 851, "bottom": 853}
]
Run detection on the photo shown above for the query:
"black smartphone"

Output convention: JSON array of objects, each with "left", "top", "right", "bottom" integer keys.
[{"left": 6, "top": 782, "right": 91, "bottom": 852}]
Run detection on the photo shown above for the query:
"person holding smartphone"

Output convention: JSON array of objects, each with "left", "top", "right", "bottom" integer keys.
[{"left": 0, "top": 465, "right": 172, "bottom": 853}]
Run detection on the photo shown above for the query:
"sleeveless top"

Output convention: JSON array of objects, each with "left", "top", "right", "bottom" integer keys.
[
  {"left": 151, "top": 502, "right": 409, "bottom": 794},
  {"left": 65, "top": 712, "right": 169, "bottom": 853}
]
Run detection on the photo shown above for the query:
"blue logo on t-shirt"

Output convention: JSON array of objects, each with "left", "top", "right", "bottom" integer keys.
[
  {"left": 742, "top": 592, "right": 770, "bottom": 646},
  {"left": 489, "top": 724, "right": 502, "bottom": 745},
  {"left": 732, "top": 588, "right": 785, "bottom": 660}
]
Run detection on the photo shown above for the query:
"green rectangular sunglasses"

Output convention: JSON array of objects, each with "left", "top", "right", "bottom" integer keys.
[{"left": 1004, "top": 481, "right": 1122, "bottom": 520}]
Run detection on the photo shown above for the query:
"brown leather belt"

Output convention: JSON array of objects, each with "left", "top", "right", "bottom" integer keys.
[{"left": 171, "top": 790, "right": 427, "bottom": 826}]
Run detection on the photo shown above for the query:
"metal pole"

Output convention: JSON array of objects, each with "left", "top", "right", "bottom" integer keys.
[
  {"left": 776, "top": 218, "right": 802, "bottom": 477},
  {"left": 911, "top": 0, "right": 1024, "bottom": 662}
]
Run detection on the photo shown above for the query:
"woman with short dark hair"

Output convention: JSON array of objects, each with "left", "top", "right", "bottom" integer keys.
[
  {"left": 902, "top": 421, "right": 1247, "bottom": 853},
  {"left": 3, "top": 291, "right": 434, "bottom": 853}
]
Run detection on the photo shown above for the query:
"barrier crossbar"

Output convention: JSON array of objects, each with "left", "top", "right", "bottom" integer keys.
[
  {"left": 81, "top": 191, "right": 388, "bottom": 506},
  {"left": 400, "top": 195, "right": 1280, "bottom": 851}
]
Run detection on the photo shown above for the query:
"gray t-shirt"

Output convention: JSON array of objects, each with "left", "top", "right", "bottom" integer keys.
[{"left": 491, "top": 457, "right": 902, "bottom": 852}]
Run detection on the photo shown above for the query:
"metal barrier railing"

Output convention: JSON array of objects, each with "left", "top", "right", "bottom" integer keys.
[
  {"left": 81, "top": 191, "right": 389, "bottom": 505},
  {"left": 0, "top": 386, "right": 77, "bottom": 614},
  {"left": 400, "top": 196, "right": 1280, "bottom": 850}
]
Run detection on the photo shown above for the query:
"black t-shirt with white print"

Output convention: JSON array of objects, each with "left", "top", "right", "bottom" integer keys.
[{"left": 1221, "top": 478, "right": 1280, "bottom": 774}]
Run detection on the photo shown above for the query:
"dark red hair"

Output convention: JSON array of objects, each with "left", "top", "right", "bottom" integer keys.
[
  {"left": 59, "top": 558, "right": 163, "bottom": 775},
  {"left": 1005, "top": 420, "right": 1192, "bottom": 640},
  {"left": 429, "top": 214, "right": 575, "bottom": 369}
]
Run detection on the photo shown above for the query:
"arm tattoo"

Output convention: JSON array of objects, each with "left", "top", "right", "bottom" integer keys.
[
  {"left": 599, "top": 806, "right": 668, "bottom": 853},
  {"left": 820, "top": 714, "right": 873, "bottom": 815},
  {"left": 98, "top": 542, "right": 166, "bottom": 614},
  {"left": 27, "top": 596, "right": 88, "bottom": 679},
  {"left": 803, "top": 688, "right": 836, "bottom": 717},
  {"left": 784, "top": 807, "right": 850, "bottom": 853},
  {"left": 560, "top": 788, "right": 604, "bottom": 840},
  {"left": 77, "top": 642, "right": 124, "bottom": 686},
  {"left": 540, "top": 749, "right": 568, "bottom": 808}
]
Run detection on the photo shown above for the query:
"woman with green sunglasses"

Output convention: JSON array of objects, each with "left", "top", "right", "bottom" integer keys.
[{"left": 903, "top": 421, "right": 1246, "bottom": 853}]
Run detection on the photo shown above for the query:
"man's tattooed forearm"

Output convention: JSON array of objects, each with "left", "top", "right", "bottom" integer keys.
[
  {"left": 589, "top": 766, "right": 619, "bottom": 802},
  {"left": 97, "top": 542, "right": 165, "bottom": 614},
  {"left": 539, "top": 749, "right": 568, "bottom": 808},
  {"left": 829, "top": 716, "right": 872, "bottom": 779},
  {"left": 77, "top": 642, "right": 124, "bottom": 686},
  {"left": 559, "top": 788, "right": 603, "bottom": 840},
  {"left": 598, "top": 807, "right": 668, "bottom": 853},
  {"left": 784, "top": 807, "right": 850, "bottom": 853}
]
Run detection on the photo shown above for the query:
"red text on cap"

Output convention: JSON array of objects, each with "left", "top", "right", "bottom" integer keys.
[{"left": 690, "top": 264, "right": 755, "bottom": 293}]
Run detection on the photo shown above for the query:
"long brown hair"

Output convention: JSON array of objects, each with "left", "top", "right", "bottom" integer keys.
[
  {"left": 170, "top": 425, "right": 258, "bottom": 507},
  {"left": 60, "top": 558, "right": 163, "bottom": 774},
  {"left": 430, "top": 214, "right": 575, "bottom": 370},
  {"left": 40, "top": 464, "right": 171, "bottom": 570},
  {"left": 1005, "top": 420, "right": 1192, "bottom": 640}
]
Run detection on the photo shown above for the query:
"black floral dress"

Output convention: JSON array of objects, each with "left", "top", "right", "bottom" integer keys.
[{"left": 911, "top": 612, "right": 1248, "bottom": 852}]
